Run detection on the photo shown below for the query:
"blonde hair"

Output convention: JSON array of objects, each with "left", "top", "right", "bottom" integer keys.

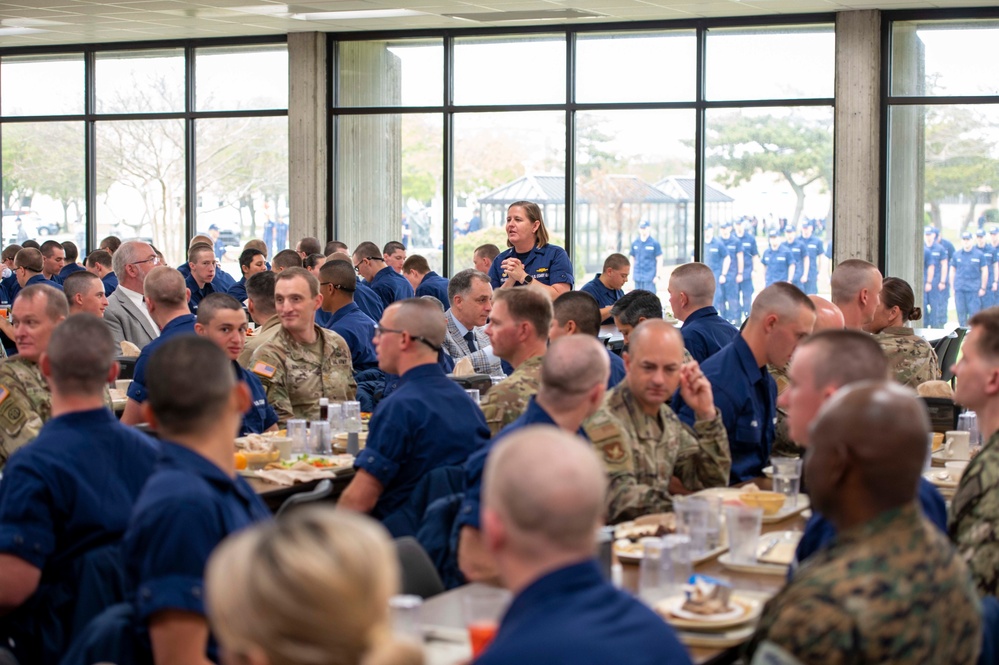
[{"left": 206, "top": 507, "right": 423, "bottom": 665}]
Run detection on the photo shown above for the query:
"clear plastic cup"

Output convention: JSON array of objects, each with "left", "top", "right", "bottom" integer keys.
[
  {"left": 389, "top": 594, "right": 423, "bottom": 642},
  {"left": 662, "top": 534, "right": 692, "bottom": 591},
  {"left": 310, "top": 420, "right": 331, "bottom": 455},
  {"left": 286, "top": 419, "right": 308, "bottom": 456},
  {"left": 725, "top": 504, "right": 764, "bottom": 565},
  {"left": 771, "top": 456, "right": 803, "bottom": 509},
  {"left": 674, "top": 496, "right": 712, "bottom": 557},
  {"left": 466, "top": 389, "right": 480, "bottom": 404},
  {"left": 637, "top": 537, "right": 669, "bottom": 606},
  {"left": 462, "top": 587, "right": 510, "bottom": 658}
]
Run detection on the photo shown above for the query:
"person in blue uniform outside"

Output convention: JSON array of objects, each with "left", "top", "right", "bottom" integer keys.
[
  {"left": 703, "top": 225, "right": 730, "bottom": 313},
  {"left": 208, "top": 224, "right": 226, "bottom": 260},
  {"left": 318, "top": 259, "right": 380, "bottom": 373},
  {"left": 717, "top": 221, "right": 743, "bottom": 324},
  {"left": 629, "top": 220, "right": 662, "bottom": 293},
  {"left": 951, "top": 231, "right": 988, "bottom": 326},
  {"left": 933, "top": 226, "right": 955, "bottom": 327},
  {"left": 490, "top": 201, "right": 574, "bottom": 298},
  {"left": 674, "top": 282, "right": 816, "bottom": 483},
  {"left": 227, "top": 247, "right": 267, "bottom": 304},
  {"left": 990, "top": 226, "right": 999, "bottom": 308},
  {"left": 923, "top": 227, "right": 947, "bottom": 327},
  {"left": 762, "top": 228, "right": 794, "bottom": 286},
  {"left": 777, "top": 330, "right": 947, "bottom": 574},
  {"left": 733, "top": 218, "right": 759, "bottom": 322},
  {"left": 0, "top": 315, "right": 158, "bottom": 665},
  {"left": 402, "top": 254, "right": 450, "bottom": 311},
  {"left": 977, "top": 228, "right": 997, "bottom": 310},
  {"left": 353, "top": 241, "right": 414, "bottom": 309},
  {"left": 549, "top": 292, "right": 625, "bottom": 389},
  {"left": 121, "top": 266, "right": 198, "bottom": 427},
  {"left": 783, "top": 225, "right": 806, "bottom": 288},
  {"left": 799, "top": 220, "right": 825, "bottom": 295},
  {"left": 195, "top": 293, "right": 278, "bottom": 436},
  {"left": 667, "top": 262, "right": 738, "bottom": 364},
  {"left": 579, "top": 253, "right": 629, "bottom": 325},
  {"left": 338, "top": 298, "right": 489, "bottom": 521},
  {"left": 123, "top": 335, "right": 271, "bottom": 665},
  {"left": 473, "top": 426, "right": 692, "bottom": 665},
  {"left": 457, "top": 336, "right": 610, "bottom": 584}
]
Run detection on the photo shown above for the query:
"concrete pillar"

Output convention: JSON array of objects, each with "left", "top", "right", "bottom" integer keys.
[
  {"left": 288, "top": 32, "right": 327, "bottom": 246},
  {"left": 833, "top": 10, "right": 881, "bottom": 265}
]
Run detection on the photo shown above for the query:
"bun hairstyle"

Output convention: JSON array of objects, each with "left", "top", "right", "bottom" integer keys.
[
  {"left": 206, "top": 507, "right": 424, "bottom": 665},
  {"left": 881, "top": 277, "right": 921, "bottom": 323}
]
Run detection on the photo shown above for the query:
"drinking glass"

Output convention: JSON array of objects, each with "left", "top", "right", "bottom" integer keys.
[
  {"left": 771, "top": 456, "right": 803, "bottom": 509},
  {"left": 466, "top": 389, "right": 480, "bottom": 404},
  {"left": 662, "top": 534, "right": 692, "bottom": 591},
  {"left": 389, "top": 594, "right": 423, "bottom": 642},
  {"left": 959, "top": 411, "right": 981, "bottom": 447},
  {"left": 637, "top": 537, "right": 669, "bottom": 606},
  {"left": 674, "top": 496, "right": 712, "bottom": 557},
  {"left": 725, "top": 504, "right": 763, "bottom": 565},
  {"left": 309, "top": 420, "right": 331, "bottom": 455},
  {"left": 462, "top": 587, "right": 510, "bottom": 658},
  {"left": 286, "top": 419, "right": 308, "bottom": 456}
]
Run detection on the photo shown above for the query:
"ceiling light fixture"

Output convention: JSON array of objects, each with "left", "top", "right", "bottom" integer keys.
[{"left": 291, "top": 9, "right": 425, "bottom": 20}]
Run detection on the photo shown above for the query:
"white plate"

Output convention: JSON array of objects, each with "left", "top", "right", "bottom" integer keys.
[
  {"left": 667, "top": 598, "right": 746, "bottom": 623},
  {"left": 932, "top": 449, "right": 970, "bottom": 465},
  {"left": 923, "top": 470, "right": 960, "bottom": 489},
  {"left": 614, "top": 542, "right": 726, "bottom": 566},
  {"left": 762, "top": 465, "right": 774, "bottom": 478},
  {"left": 655, "top": 594, "right": 762, "bottom": 631}
]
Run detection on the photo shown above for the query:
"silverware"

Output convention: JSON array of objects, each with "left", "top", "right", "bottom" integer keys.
[{"left": 758, "top": 536, "right": 781, "bottom": 559}]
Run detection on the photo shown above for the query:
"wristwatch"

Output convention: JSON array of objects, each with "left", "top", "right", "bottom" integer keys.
[{"left": 523, "top": 275, "right": 534, "bottom": 284}]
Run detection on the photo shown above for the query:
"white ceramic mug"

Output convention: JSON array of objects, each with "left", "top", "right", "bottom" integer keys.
[{"left": 945, "top": 430, "right": 971, "bottom": 459}]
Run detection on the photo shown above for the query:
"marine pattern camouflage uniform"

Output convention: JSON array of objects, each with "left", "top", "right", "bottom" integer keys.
[
  {"left": 950, "top": 429, "right": 999, "bottom": 598},
  {"left": 250, "top": 324, "right": 356, "bottom": 425},
  {"left": 875, "top": 327, "right": 941, "bottom": 389},
  {"left": 0, "top": 358, "right": 50, "bottom": 466},
  {"left": 584, "top": 383, "right": 730, "bottom": 524},
  {"left": 749, "top": 503, "right": 981, "bottom": 665},
  {"left": 768, "top": 362, "right": 804, "bottom": 459},
  {"left": 479, "top": 355, "right": 543, "bottom": 436}
]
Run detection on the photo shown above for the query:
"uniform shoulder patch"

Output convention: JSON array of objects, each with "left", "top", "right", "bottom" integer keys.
[
  {"left": 587, "top": 421, "right": 620, "bottom": 442},
  {"left": 251, "top": 361, "right": 276, "bottom": 378},
  {"left": 602, "top": 441, "right": 626, "bottom": 463},
  {"left": 0, "top": 386, "right": 8, "bottom": 406}
]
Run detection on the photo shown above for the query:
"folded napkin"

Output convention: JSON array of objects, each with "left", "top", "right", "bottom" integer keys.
[
  {"left": 253, "top": 456, "right": 354, "bottom": 486},
  {"left": 917, "top": 380, "right": 953, "bottom": 398},
  {"left": 452, "top": 357, "right": 475, "bottom": 377}
]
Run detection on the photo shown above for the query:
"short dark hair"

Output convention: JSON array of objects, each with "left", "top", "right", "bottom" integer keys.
[
  {"left": 494, "top": 288, "right": 552, "bottom": 341},
  {"left": 318, "top": 260, "right": 356, "bottom": 292},
  {"left": 188, "top": 243, "right": 214, "bottom": 264},
  {"left": 86, "top": 249, "right": 113, "bottom": 270},
  {"left": 276, "top": 266, "right": 319, "bottom": 298},
  {"left": 602, "top": 253, "right": 629, "bottom": 272},
  {"left": 880, "top": 277, "right": 921, "bottom": 323},
  {"left": 99, "top": 236, "right": 122, "bottom": 254},
  {"left": 402, "top": 255, "right": 430, "bottom": 275},
  {"left": 47, "top": 313, "right": 116, "bottom": 396},
  {"left": 14, "top": 248, "right": 43, "bottom": 273},
  {"left": 800, "top": 329, "right": 888, "bottom": 390},
  {"left": 21, "top": 240, "right": 40, "bottom": 250},
  {"left": 2, "top": 245, "right": 21, "bottom": 262},
  {"left": 147, "top": 336, "right": 236, "bottom": 436},
  {"left": 553, "top": 291, "right": 601, "bottom": 337},
  {"left": 272, "top": 249, "right": 303, "bottom": 270},
  {"left": 245, "top": 271, "right": 277, "bottom": 315},
  {"left": 297, "top": 237, "right": 321, "bottom": 256},
  {"left": 474, "top": 244, "right": 500, "bottom": 262},
  {"left": 239, "top": 247, "right": 265, "bottom": 271},
  {"left": 18, "top": 283, "right": 69, "bottom": 321},
  {"left": 63, "top": 270, "right": 102, "bottom": 303},
  {"left": 40, "top": 240, "right": 62, "bottom": 258},
  {"left": 303, "top": 253, "right": 325, "bottom": 270},
  {"left": 610, "top": 289, "right": 662, "bottom": 327},
  {"left": 352, "top": 241, "right": 382, "bottom": 261},
  {"left": 325, "top": 240, "right": 348, "bottom": 256},
  {"left": 61, "top": 241, "right": 79, "bottom": 263},
  {"left": 448, "top": 269, "right": 490, "bottom": 303},
  {"left": 383, "top": 241, "right": 406, "bottom": 256},
  {"left": 196, "top": 292, "right": 245, "bottom": 326}
]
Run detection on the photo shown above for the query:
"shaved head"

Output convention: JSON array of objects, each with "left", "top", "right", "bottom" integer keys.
[
  {"left": 629, "top": 318, "right": 683, "bottom": 358},
  {"left": 539, "top": 335, "right": 609, "bottom": 410},
  {"left": 388, "top": 298, "right": 447, "bottom": 348},
  {"left": 668, "top": 263, "right": 716, "bottom": 306},
  {"left": 144, "top": 266, "right": 188, "bottom": 307},
  {"left": 750, "top": 282, "right": 816, "bottom": 323},
  {"left": 831, "top": 259, "right": 881, "bottom": 305},
  {"left": 808, "top": 381, "right": 928, "bottom": 519},
  {"left": 808, "top": 295, "right": 845, "bottom": 332},
  {"left": 483, "top": 426, "right": 606, "bottom": 557}
]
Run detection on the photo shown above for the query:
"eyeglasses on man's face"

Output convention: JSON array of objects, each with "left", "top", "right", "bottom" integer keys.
[
  {"left": 129, "top": 255, "right": 161, "bottom": 267},
  {"left": 373, "top": 323, "right": 441, "bottom": 353}
]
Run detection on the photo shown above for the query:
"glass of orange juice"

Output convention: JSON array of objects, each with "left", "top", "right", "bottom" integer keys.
[{"left": 462, "top": 586, "right": 510, "bottom": 658}]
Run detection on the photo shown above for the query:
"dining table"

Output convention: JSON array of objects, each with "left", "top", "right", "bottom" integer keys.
[{"left": 418, "top": 482, "right": 808, "bottom": 665}]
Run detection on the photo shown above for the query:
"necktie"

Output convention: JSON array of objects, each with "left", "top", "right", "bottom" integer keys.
[{"left": 464, "top": 330, "right": 477, "bottom": 352}]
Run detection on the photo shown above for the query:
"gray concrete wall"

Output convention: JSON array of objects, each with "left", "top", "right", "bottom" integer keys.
[{"left": 288, "top": 32, "right": 328, "bottom": 248}]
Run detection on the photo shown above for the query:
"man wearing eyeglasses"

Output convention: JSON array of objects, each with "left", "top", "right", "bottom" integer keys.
[
  {"left": 352, "top": 241, "right": 414, "bottom": 309},
  {"left": 249, "top": 267, "right": 356, "bottom": 425},
  {"left": 317, "top": 259, "right": 379, "bottom": 373},
  {"left": 104, "top": 240, "right": 161, "bottom": 350},
  {"left": 338, "top": 298, "right": 489, "bottom": 519}
]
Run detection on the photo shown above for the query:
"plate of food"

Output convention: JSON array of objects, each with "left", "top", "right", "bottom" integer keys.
[
  {"left": 266, "top": 454, "right": 354, "bottom": 471},
  {"left": 655, "top": 578, "right": 762, "bottom": 631},
  {"left": 234, "top": 433, "right": 285, "bottom": 469},
  {"left": 613, "top": 514, "right": 677, "bottom": 563}
]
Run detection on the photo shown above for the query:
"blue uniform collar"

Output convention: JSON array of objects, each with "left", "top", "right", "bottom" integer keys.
[
  {"left": 420, "top": 271, "right": 440, "bottom": 285},
  {"left": 50, "top": 407, "right": 118, "bottom": 428},
  {"left": 372, "top": 265, "right": 399, "bottom": 285},
  {"left": 157, "top": 440, "right": 254, "bottom": 500},
  {"left": 330, "top": 302, "right": 362, "bottom": 325},
  {"left": 162, "top": 313, "right": 196, "bottom": 334},
  {"left": 515, "top": 397, "right": 590, "bottom": 441},
  {"left": 732, "top": 334, "right": 766, "bottom": 380},
  {"left": 503, "top": 560, "right": 602, "bottom": 621},
  {"left": 685, "top": 306, "right": 719, "bottom": 323},
  {"left": 398, "top": 362, "right": 446, "bottom": 386}
]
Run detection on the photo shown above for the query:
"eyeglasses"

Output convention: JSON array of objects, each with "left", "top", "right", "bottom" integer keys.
[
  {"left": 354, "top": 257, "right": 384, "bottom": 273},
  {"left": 129, "top": 255, "right": 161, "bottom": 267},
  {"left": 373, "top": 323, "right": 441, "bottom": 353},
  {"left": 319, "top": 281, "right": 355, "bottom": 293}
]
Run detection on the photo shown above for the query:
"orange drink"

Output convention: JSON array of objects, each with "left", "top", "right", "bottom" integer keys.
[{"left": 468, "top": 620, "right": 498, "bottom": 657}]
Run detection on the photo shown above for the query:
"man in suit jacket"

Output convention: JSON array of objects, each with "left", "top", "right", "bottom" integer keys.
[
  {"left": 442, "top": 269, "right": 503, "bottom": 376},
  {"left": 103, "top": 240, "right": 161, "bottom": 350}
]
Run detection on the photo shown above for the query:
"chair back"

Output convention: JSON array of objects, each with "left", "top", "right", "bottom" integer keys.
[
  {"left": 394, "top": 536, "right": 446, "bottom": 599},
  {"left": 276, "top": 479, "right": 334, "bottom": 518},
  {"left": 921, "top": 396, "right": 959, "bottom": 434},
  {"left": 940, "top": 327, "right": 967, "bottom": 384},
  {"left": 449, "top": 373, "right": 493, "bottom": 396}
]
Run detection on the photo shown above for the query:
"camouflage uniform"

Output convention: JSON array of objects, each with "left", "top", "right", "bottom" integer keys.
[
  {"left": 479, "top": 355, "right": 543, "bottom": 436},
  {"left": 249, "top": 324, "right": 356, "bottom": 425},
  {"left": 768, "top": 362, "right": 804, "bottom": 458},
  {"left": 950, "top": 429, "right": 999, "bottom": 598},
  {"left": 238, "top": 315, "right": 282, "bottom": 368},
  {"left": 750, "top": 503, "right": 981, "bottom": 665},
  {"left": 875, "top": 326, "right": 941, "bottom": 389},
  {"left": 0, "top": 358, "right": 50, "bottom": 466},
  {"left": 584, "top": 383, "right": 730, "bottom": 524}
]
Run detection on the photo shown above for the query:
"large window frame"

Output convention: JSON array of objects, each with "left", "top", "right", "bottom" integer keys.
[
  {"left": 329, "top": 15, "right": 837, "bottom": 275},
  {"left": 0, "top": 36, "right": 288, "bottom": 258}
]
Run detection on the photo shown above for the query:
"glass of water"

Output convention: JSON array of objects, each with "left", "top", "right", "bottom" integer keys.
[{"left": 771, "top": 456, "right": 803, "bottom": 509}]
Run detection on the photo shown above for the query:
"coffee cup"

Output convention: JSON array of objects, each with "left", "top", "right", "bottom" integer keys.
[{"left": 944, "top": 430, "right": 970, "bottom": 459}]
